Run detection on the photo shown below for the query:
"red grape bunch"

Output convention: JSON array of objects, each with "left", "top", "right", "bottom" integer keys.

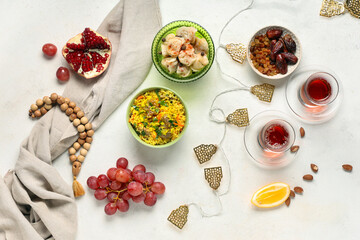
[{"left": 87, "top": 157, "right": 166, "bottom": 215}]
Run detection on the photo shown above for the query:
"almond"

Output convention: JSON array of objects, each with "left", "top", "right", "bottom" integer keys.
[
  {"left": 290, "top": 190, "right": 295, "bottom": 198},
  {"left": 285, "top": 197, "right": 291, "bottom": 206},
  {"left": 303, "top": 174, "right": 313, "bottom": 181},
  {"left": 311, "top": 163, "right": 318, "bottom": 173},
  {"left": 300, "top": 127, "right": 305, "bottom": 138},
  {"left": 294, "top": 186, "right": 303, "bottom": 194},
  {"left": 290, "top": 145, "right": 299, "bottom": 153},
  {"left": 342, "top": 164, "right": 353, "bottom": 172}
]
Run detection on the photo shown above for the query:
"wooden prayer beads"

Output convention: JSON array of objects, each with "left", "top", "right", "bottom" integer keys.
[{"left": 28, "top": 93, "right": 94, "bottom": 197}]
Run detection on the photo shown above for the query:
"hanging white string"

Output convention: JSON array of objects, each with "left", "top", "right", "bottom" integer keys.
[
  {"left": 189, "top": 0, "right": 255, "bottom": 219},
  {"left": 189, "top": 0, "right": 298, "bottom": 220},
  {"left": 188, "top": 191, "right": 223, "bottom": 217},
  {"left": 208, "top": 87, "right": 248, "bottom": 198},
  {"left": 216, "top": 0, "right": 255, "bottom": 87}
]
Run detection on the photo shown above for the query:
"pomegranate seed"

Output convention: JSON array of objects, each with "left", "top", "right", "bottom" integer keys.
[
  {"left": 56, "top": 67, "right": 70, "bottom": 81},
  {"left": 42, "top": 43, "right": 57, "bottom": 57}
]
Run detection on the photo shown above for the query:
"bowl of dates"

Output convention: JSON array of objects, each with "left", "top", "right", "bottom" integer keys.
[{"left": 247, "top": 26, "right": 301, "bottom": 80}]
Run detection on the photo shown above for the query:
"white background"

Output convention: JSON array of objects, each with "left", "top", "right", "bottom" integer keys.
[{"left": 1, "top": 0, "right": 360, "bottom": 239}]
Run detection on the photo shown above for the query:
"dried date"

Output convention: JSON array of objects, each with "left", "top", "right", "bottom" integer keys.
[
  {"left": 270, "top": 40, "right": 283, "bottom": 62},
  {"left": 266, "top": 29, "right": 283, "bottom": 39},
  {"left": 280, "top": 52, "right": 298, "bottom": 64},
  {"left": 270, "top": 39, "right": 277, "bottom": 52},
  {"left": 276, "top": 54, "right": 288, "bottom": 74},
  {"left": 283, "top": 34, "right": 296, "bottom": 53}
]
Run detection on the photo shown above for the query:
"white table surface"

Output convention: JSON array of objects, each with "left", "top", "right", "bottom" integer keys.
[{"left": 1, "top": 0, "right": 360, "bottom": 239}]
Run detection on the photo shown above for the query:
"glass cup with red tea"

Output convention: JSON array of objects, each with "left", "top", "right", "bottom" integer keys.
[
  {"left": 258, "top": 119, "right": 295, "bottom": 159},
  {"left": 299, "top": 72, "right": 339, "bottom": 113}
]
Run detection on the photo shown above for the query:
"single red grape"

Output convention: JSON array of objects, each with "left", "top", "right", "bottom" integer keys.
[
  {"left": 132, "top": 192, "right": 145, "bottom": 203},
  {"left": 127, "top": 181, "right": 143, "bottom": 196},
  {"left": 144, "top": 172, "right": 155, "bottom": 185},
  {"left": 115, "top": 168, "right": 131, "bottom": 183},
  {"left": 151, "top": 182, "right": 165, "bottom": 195},
  {"left": 87, "top": 176, "right": 99, "bottom": 190},
  {"left": 144, "top": 192, "right": 157, "bottom": 206},
  {"left": 125, "top": 168, "right": 132, "bottom": 176},
  {"left": 56, "top": 67, "right": 70, "bottom": 82},
  {"left": 116, "top": 157, "right": 128, "bottom": 169},
  {"left": 110, "top": 181, "right": 122, "bottom": 190},
  {"left": 122, "top": 191, "right": 131, "bottom": 201},
  {"left": 116, "top": 198, "right": 129, "bottom": 212},
  {"left": 97, "top": 174, "right": 109, "bottom": 188},
  {"left": 104, "top": 202, "right": 117, "bottom": 215},
  {"left": 133, "top": 164, "right": 146, "bottom": 173},
  {"left": 107, "top": 168, "right": 118, "bottom": 181},
  {"left": 133, "top": 170, "right": 146, "bottom": 183},
  {"left": 107, "top": 192, "right": 118, "bottom": 202},
  {"left": 42, "top": 43, "right": 57, "bottom": 57},
  {"left": 94, "top": 189, "right": 107, "bottom": 200}
]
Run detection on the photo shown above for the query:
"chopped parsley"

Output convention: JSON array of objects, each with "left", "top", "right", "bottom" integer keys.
[
  {"left": 159, "top": 100, "right": 168, "bottom": 107},
  {"left": 155, "top": 89, "right": 161, "bottom": 100},
  {"left": 132, "top": 105, "right": 139, "bottom": 111},
  {"left": 169, "top": 120, "right": 175, "bottom": 127}
]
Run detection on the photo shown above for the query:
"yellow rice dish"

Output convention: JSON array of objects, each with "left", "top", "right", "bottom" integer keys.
[{"left": 129, "top": 89, "right": 186, "bottom": 145}]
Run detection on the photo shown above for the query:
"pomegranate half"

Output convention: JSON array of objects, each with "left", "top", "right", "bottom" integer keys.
[{"left": 62, "top": 28, "right": 112, "bottom": 79}]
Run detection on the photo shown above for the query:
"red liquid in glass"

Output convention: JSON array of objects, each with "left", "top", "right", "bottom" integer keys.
[
  {"left": 307, "top": 78, "right": 331, "bottom": 102},
  {"left": 264, "top": 124, "right": 289, "bottom": 149}
]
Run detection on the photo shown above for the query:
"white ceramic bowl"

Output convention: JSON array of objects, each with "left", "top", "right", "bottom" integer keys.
[{"left": 247, "top": 25, "right": 302, "bottom": 80}]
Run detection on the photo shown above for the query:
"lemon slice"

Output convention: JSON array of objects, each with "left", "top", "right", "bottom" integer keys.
[{"left": 251, "top": 182, "right": 290, "bottom": 208}]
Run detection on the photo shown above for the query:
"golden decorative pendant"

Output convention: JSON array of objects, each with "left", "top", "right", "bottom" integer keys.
[
  {"left": 320, "top": 0, "right": 360, "bottom": 18},
  {"left": 194, "top": 144, "right": 217, "bottom": 164},
  {"left": 204, "top": 167, "right": 223, "bottom": 190},
  {"left": 226, "top": 108, "right": 249, "bottom": 127},
  {"left": 346, "top": 0, "right": 360, "bottom": 18},
  {"left": 320, "top": 0, "right": 345, "bottom": 17},
  {"left": 225, "top": 43, "right": 247, "bottom": 64},
  {"left": 250, "top": 83, "right": 275, "bottom": 102},
  {"left": 168, "top": 205, "right": 189, "bottom": 229}
]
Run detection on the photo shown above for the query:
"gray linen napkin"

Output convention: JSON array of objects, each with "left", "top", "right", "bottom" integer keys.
[{"left": 0, "top": 0, "right": 161, "bottom": 239}]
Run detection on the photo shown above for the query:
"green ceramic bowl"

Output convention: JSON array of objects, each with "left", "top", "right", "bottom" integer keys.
[
  {"left": 151, "top": 20, "right": 215, "bottom": 83},
  {"left": 126, "top": 87, "right": 189, "bottom": 148}
]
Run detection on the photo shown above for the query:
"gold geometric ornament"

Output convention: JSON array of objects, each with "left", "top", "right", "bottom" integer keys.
[
  {"left": 204, "top": 167, "right": 223, "bottom": 190},
  {"left": 225, "top": 43, "right": 247, "bottom": 64},
  {"left": 345, "top": 0, "right": 360, "bottom": 18},
  {"left": 226, "top": 108, "right": 249, "bottom": 127},
  {"left": 168, "top": 205, "right": 189, "bottom": 230},
  {"left": 250, "top": 83, "right": 275, "bottom": 102},
  {"left": 320, "top": 0, "right": 345, "bottom": 17},
  {"left": 194, "top": 144, "right": 217, "bottom": 164}
]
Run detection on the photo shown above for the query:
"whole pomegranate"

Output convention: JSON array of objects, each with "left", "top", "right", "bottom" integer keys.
[{"left": 62, "top": 28, "right": 112, "bottom": 79}]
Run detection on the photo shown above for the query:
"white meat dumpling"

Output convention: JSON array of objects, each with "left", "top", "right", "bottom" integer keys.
[
  {"left": 176, "top": 27, "right": 197, "bottom": 44},
  {"left": 178, "top": 44, "right": 196, "bottom": 67},
  {"left": 177, "top": 64, "right": 192, "bottom": 77},
  {"left": 191, "top": 53, "right": 209, "bottom": 72},
  {"left": 161, "top": 34, "right": 176, "bottom": 57},
  {"left": 161, "top": 57, "right": 178, "bottom": 74},
  {"left": 194, "top": 37, "right": 209, "bottom": 54},
  {"left": 166, "top": 36, "right": 185, "bottom": 57},
  {"left": 165, "top": 33, "right": 176, "bottom": 42}
]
